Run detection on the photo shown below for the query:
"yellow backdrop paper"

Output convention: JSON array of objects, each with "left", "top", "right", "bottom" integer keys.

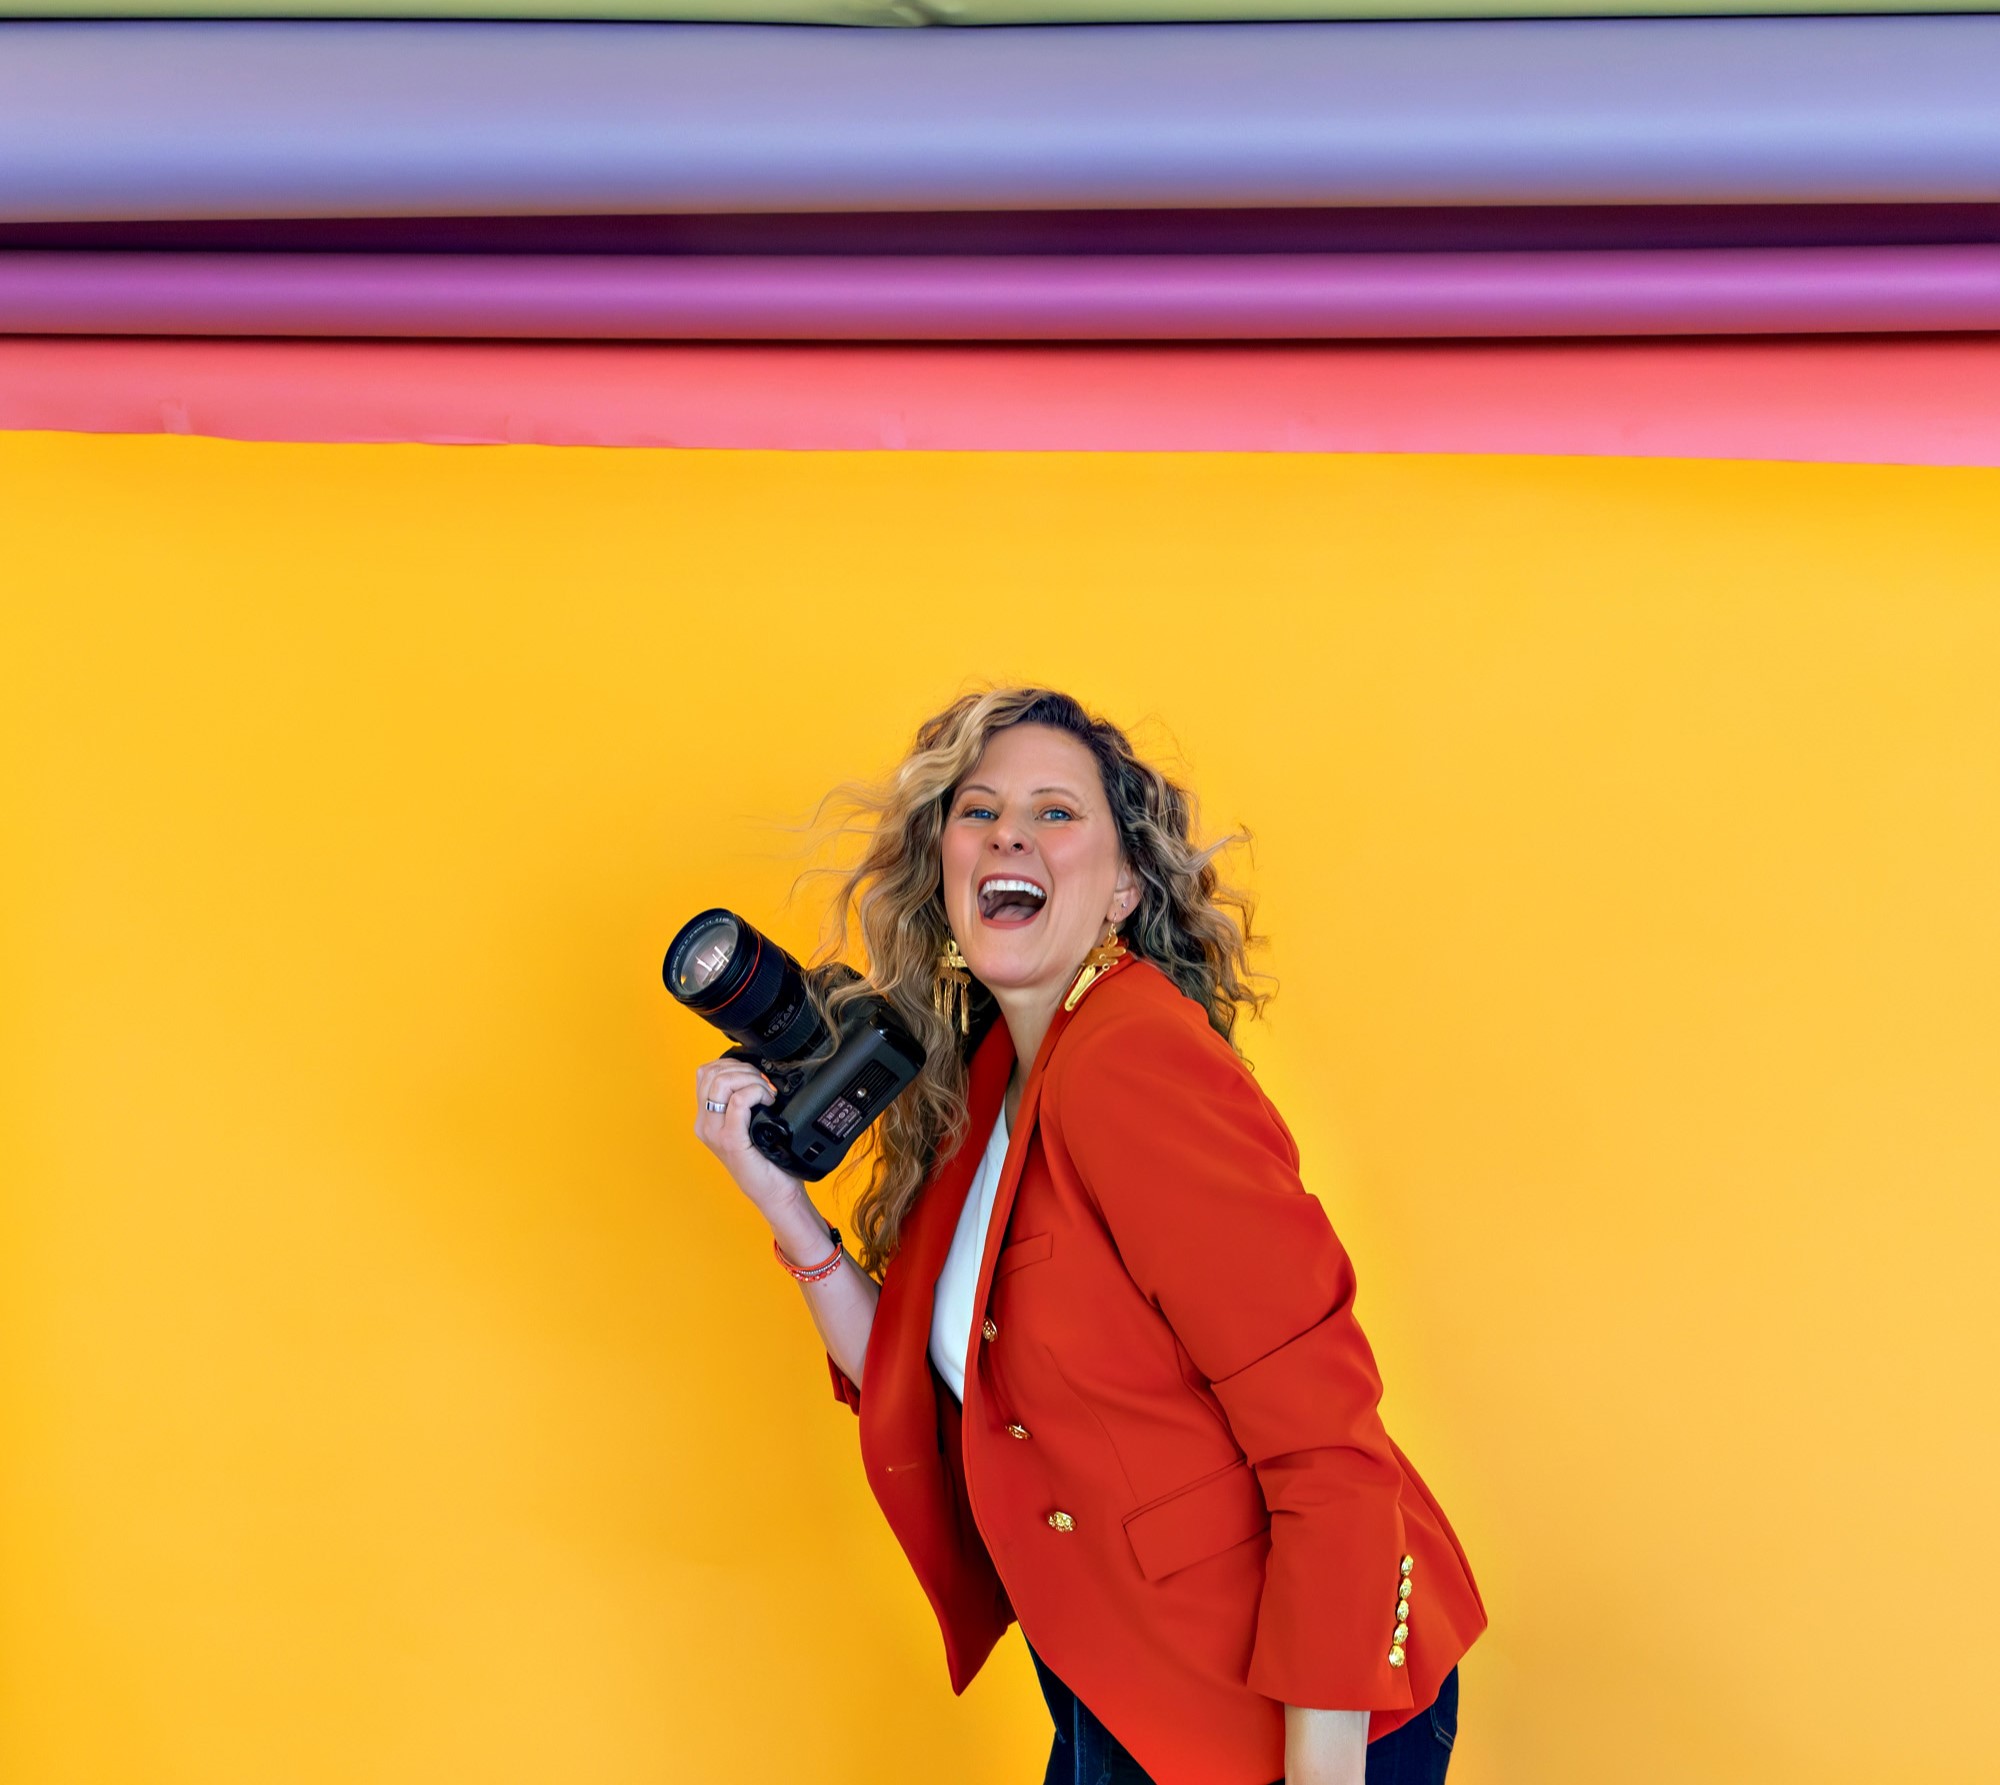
[{"left": 2, "top": 434, "right": 1997, "bottom": 1785}]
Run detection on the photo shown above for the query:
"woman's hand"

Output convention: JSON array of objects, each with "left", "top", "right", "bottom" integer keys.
[
  {"left": 692, "top": 1055, "right": 880, "bottom": 1393},
  {"left": 693, "top": 1057, "right": 809, "bottom": 1225},
  {"left": 1284, "top": 1705, "right": 1368, "bottom": 1785}
]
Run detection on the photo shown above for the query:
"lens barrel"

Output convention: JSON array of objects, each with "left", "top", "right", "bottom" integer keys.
[{"left": 663, "top": 908, "right": 825, "bottom": 1063}]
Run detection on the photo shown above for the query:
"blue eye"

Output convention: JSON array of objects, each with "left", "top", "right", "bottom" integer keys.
[
  {"left": 1040, "top": 806, "right": 1074, "bottom": 821},
  {"left": 959, "top": 804, "right": 997, "bottom": 821}
]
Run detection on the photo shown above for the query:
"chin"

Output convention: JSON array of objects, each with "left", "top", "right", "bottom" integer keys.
[
  {"left": 963, "top": 941, "right": 1047, "bottom": 993},
  {"left": 965, "top": 954, "right": 1035, "bottom": 992}
]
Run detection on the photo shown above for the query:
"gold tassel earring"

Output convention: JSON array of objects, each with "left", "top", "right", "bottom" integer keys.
[
  {"left": 933, "top": 935, "right": 972, "bottom": 1035},
  {"left": 1063, "top": 923, "right": 1129, "bottom": 1013}
]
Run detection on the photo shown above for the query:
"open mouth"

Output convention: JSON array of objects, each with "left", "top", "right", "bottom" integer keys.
[{"left": 977, "top": 875, "right": 1048, "bottom": 927}]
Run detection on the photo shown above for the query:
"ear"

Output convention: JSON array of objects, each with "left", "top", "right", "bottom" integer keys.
[{"left": 1108, "top": 857, "right": 1141, "bottom": 926}]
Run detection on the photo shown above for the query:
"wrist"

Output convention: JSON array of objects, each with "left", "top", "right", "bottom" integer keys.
[
  {"left": 773, "top": 1225, "right": 844, "bottom": 1283},
  {"left": 766, "top": 1193, "right": 835, "bottom": 1266}
]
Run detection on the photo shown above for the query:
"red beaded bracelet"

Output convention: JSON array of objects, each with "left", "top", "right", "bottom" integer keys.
[{"left": 774, "top": 1227, "right": 843, "bottom": 1284}]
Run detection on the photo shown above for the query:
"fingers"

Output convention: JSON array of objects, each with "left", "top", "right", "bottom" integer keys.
[
  {"left": 694, "top": 1058, "right": 775, "bottom": 1151},
  {"left": 695, "top": 1058, "right": 773, "bottom": 1106}
]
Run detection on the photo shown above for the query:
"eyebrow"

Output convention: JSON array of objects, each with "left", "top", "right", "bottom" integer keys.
[{"left": 957, "top": 782, "right": 1089, "bottom": 802}]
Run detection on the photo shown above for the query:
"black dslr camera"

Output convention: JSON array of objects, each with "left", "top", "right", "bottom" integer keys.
[{"left": 663, "top": 909, "right": 927, "bottom": 1181}]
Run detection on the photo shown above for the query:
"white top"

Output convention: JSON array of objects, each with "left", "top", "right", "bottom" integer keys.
[{"left": 928, "top": 1105, "right": 1011, "bottom": 1404}]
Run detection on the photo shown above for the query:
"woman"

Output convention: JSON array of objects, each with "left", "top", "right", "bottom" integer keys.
[{"left": 695, "top": 689, "right": 1485, "bottom": 1785}]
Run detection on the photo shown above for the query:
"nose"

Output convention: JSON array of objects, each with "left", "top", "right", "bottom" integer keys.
[{"left": 988, "top": 823, "right": 1030, "bottom": 855}]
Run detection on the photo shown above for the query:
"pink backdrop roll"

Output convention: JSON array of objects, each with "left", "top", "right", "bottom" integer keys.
[{"left": 6, "top": 336, "right": 2000, "bottom": 463}]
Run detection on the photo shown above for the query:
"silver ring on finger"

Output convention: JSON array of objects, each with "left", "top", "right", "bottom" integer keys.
[{"left": 703, "top": 1098, "right": 728, "bottom": 1114}]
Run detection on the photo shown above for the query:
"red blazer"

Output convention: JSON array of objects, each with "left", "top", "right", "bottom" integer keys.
[{"left": 830, "top": 955, "right": 1485, "bottom": 1785}]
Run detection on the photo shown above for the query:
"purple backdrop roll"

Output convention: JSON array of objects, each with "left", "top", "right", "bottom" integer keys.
[{"left": 7, "top": 248, "right": 2000, "bottom": 338}]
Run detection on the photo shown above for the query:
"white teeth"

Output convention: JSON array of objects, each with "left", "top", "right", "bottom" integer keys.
[{"left": 981, "top": 877, "right": 1046, "bottom": 902}]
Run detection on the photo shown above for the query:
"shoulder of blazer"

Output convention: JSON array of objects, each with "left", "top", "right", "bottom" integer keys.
[{"left": 1045, "top": 955, "right": 1249, "bottom": 1107}]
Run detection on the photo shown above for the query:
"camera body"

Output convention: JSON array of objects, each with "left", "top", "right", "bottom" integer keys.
[
  {"left": 664, "top": 908, "right": 928, "bottom": 1181},
  {"left": 726, "top": 982, "right": 926, "bottom": 1181}
]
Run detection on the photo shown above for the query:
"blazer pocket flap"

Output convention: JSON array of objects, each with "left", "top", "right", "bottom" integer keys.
[
  {"left": 996, "top": 1231, "right": 1053, "bottom": 1277},
  {"left": 1122, "top": 1460, "right": 1269, "bottom": 1583}
]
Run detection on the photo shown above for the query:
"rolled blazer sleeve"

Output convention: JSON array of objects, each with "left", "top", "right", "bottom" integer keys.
[
  {"left": 828, "top": 1353, "right": 863, "bottom": 1412},
  {"left": 1052, "top": 1004, "right": 1410, "bottom": 1713}
]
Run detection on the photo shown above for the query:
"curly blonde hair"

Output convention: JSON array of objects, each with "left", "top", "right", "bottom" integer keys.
[{"left": 811, "top": 688, "right": 1270, "bottom": 1277}]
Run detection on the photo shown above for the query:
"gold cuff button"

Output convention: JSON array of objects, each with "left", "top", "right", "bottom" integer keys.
[
  {"left": 1388, "top": 1644, "right": 1406, "bottom": 1668},
  {"left": 981, "top": 1318, "right": 998, "bottom": 1342},
  {"left": 1047, "top": 1511, "right": 1076, "bottom": 1533},
  {"left": 1397, "top": 1578, "right": 1413, "bottom": 1601},
  {"left": 1400, "top": 1556, "right": 1414, "bottom": 1576},
  {"left": 1394, "top": 1622, "right": 1409, "bottom": 1644},
  {"left": 1006, "top": 1424, "right": 1032, "bottom": 1440}
]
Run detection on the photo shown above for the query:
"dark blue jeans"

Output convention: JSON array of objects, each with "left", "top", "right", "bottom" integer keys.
[{"left": 1029, "top": 1646, "right": 1458, "bottom": 1785}]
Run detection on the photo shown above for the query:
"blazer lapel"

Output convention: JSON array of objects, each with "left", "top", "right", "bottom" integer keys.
[
  {"left": 963, "top": 952, "right": 1138, "bottom": 1390},
  {"left": 864, "top": 952, "right": 1139, "bottom": 1463},
  {"left": 860, "top": 1020, "right": 1014, "bottom": 1472}
]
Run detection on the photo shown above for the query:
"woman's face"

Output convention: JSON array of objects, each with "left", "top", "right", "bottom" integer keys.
[{"left": 941, "top": 723, "right": 1137, "bottom": 1005}]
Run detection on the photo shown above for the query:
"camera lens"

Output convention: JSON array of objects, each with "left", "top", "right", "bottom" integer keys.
[
  {"left": 670, "top": 912, "right": 741, "bottom": 998},
  {"left": 663, "top": 907, "right": 825, "bottom": 1062}
]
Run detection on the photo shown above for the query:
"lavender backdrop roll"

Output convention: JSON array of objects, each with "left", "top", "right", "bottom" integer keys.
[
  {"left": 7, "top": 247, "right": 2000, "bottom": 337},
  {"left": 5, "top": 20, "right": 2000, "bottom": 220}
]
